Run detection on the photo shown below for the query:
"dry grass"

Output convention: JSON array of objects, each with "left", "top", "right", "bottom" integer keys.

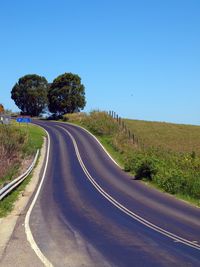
[
  {"left": 0, "top": 122, "right": 45, "bottom": 186},
  {"left": 124, "top": 119, "right": 200, "bottom": 154},
  {"left": 0, "top": 124, "right": 27, "bottom": 180}
]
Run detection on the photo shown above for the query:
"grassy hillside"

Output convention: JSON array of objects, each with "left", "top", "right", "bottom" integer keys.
[
  {"left": 124, "top": 119, "right": 200, "bottom": 154},
  {"left": 64, "top": 112, "right": 200, "bottom": 206}
]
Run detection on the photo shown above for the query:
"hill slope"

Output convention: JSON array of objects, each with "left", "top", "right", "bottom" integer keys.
[{"left": 124, "top": 119, "right": 200, "bottom": 154}]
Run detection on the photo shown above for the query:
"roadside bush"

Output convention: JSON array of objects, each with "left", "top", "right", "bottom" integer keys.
[
  {"left": 85, "top": 111, "right": 119, "bottom": 136},
  {"left": 65, "top": 111, "right": 119, "bottom": 136},
  {"left": 124, "top": 146, "right": 200, "bottom": 199},
  {"left": 124, "top": 152, "right": 144, "bottom": 172},
  {"left": 153, "top": 169, "right": 185, "bottom": 194},
  {"left": 136, "top": 158, "right": 157, "bottom": 180},
  {"left": 190, "top": 175, "right": 200, "bottom": 198},
  {"left": 124, "top": 150, "right": 158, "bottom": 180},
  {"left": 0, "top": 125, "right": 28, "bottom": 181},
  {"left": 152, "top": 156, "right": 200, "bottom": 199},
  {"left": 63, "top": 112, "right": 87, "bottom": 124}
]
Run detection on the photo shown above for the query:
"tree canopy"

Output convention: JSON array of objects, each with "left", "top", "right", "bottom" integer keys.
[
  {"left": 11, "top": 74, "right": 48, "bottom": 116},
  {"left": 48, "top": 73, "right": 86, "bottom": 115}
]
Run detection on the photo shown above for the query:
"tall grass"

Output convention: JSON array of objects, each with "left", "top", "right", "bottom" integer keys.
[
  {"left": 64, "top": 111, "right": 200, "bottom": 205},
  {"left": 0, "top": 125, "right": 27, "bottom": 180},
  {"left": 124, "top": 119, "right": 200, "bottom": 154},
  {"left": 0, "top": 123, "right": 45, "bottom": 186}
]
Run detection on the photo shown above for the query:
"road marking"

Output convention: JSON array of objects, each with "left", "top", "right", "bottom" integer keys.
[
  {"left": 57, "top": 125, "right": 200, "bottom": 251},
  {"left": 24, "top": 128, "right": 53, "bottom": 267},
  {"left": 56, "top": 121, "right": 121, "bottom": 168},
  {"left": 76, "top": 125, "right": 121, "bottom": 167}
]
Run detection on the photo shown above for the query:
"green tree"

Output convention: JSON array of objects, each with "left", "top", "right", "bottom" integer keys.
[
  {"left": 11, "top": 74, "right": 48, "bottom": 116},
  {"left": 48, "top": 73, "right": 86, "bottom": 115}
]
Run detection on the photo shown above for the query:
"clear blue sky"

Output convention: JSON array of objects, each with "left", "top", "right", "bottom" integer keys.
[{"left": 0, "top": 0, "right": 200, "bottom": 125}]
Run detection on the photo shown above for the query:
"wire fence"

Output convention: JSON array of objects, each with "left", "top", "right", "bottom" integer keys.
[{"left": 107, "top": 110, "right": 140, "bottom": 146}]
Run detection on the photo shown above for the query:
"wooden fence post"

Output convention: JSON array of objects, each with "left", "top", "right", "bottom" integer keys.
[{"left": 128, "top": 130, "right": 131, "bottom": 139}]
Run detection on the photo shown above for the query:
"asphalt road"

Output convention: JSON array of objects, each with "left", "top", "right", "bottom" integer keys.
[{"left": 30, "top": 120, "right": 200, "bottom": 267}]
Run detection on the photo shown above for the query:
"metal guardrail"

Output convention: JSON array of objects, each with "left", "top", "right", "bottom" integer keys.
[{"left": 0, "top": 149, "right": 39, "bottom": 201}]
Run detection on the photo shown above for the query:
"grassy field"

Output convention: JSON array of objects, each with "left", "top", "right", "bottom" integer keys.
[
  {"left": 64, "top": 112, "right": 200, "bottom": 207},
  {"left": 20, "top": 123, "right": 45, "bottom": 155},
  {"left": 0, "top": 122, "right": 45, "bottom": 217},
  {"left": 124, "top": 119, "right": 200, "bottom": 154}
]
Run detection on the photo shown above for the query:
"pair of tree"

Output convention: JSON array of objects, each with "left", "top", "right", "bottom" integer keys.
[{"left": 11, "top": 73, "right": 86, "bottom": 117}]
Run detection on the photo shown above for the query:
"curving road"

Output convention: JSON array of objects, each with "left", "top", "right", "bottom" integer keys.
[{"left": 29, "top": 120, "right": 200, "bottom": 267}]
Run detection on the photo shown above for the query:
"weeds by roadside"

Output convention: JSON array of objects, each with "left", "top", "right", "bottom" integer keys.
[
  {"left": 0, "top": 122, "right": 45, "bottom": 187},
  {"left": 0, "top": 124, "right": 27, "bottom": 183}
]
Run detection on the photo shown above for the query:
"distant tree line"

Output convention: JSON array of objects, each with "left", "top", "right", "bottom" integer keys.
[{"left": 11, "top": 73, "right": 86, "bottom": 117}]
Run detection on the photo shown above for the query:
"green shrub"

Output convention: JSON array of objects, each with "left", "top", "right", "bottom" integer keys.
[
  {"left": 124, "top": 152, "right": 144, "bottom": 173},
  {"left": 153, "top": 169, "right": 185, "bottom": 194},
  {"left": 136, "top": 158, "right": 157, "bottom": 180},
  {"left": 124, "top": 150, "right": 158, "bottom": 180}
]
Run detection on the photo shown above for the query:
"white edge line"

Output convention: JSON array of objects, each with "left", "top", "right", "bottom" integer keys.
[
  {"left": 57, "top": 121, "right": 121, "bottom": 168},
  {"left": 57, "top": 125, "right": 200, "bottom": 251},
  {"left": 24, "top": 127, "right": 53, "bottom": 267},
  {"left": 79, "top": 125, "right": 121, "bottom": 167}
]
